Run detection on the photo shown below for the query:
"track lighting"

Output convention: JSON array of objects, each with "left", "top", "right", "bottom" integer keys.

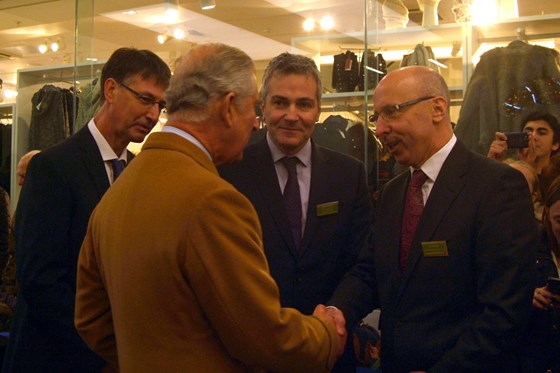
[
  {"left": 200, "top": 0, "right": 216, "bottom": 10},
  {"left": 50, "top": 40, "right": 60, "bottom": 52},
  {"left": 38, "top": 42, "right": 48, "bottom": 54},
  {"left": 157, "top": 33, "right": 168, "bottom": 44}
]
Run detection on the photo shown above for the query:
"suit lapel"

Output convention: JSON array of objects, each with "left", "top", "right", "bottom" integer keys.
[
  {"left": 398, "top": 142, "right": 468, "bottom": 298},
  {"left": 248, "top": 140, "right": 300, "bottom": 256},
  {"left": 300, "top": 143, "right": 328, "bottom": 252},
  {"left": 75, "top": 127, "right": 110, "bottom": 198}
]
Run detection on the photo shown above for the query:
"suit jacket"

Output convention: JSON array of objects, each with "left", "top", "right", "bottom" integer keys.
[
  {"left": 219, "top": 138, "right": 373, "bottom": 317},
  {"left": 75, "top": 132, "right": 340, "bottom": 373},
  {"left": 3, "top": 126, "right": 133, "bottom": 373},
  {"left": 331, "top": 140, "right": 537, "bottom": 372}
]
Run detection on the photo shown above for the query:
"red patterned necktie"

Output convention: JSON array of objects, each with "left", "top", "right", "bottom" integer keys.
[
  {"left": 280, "top": 157, "right": 302, "bottom": 249},
  {"left": 400, "top": 169, "right": 428, "bottom": 271}
]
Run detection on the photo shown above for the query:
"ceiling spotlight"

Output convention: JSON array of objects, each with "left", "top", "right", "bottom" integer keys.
[
  {"left": 303, "top": 18, "right": 315, "bottom": 31},
  {"left": 200, "top": 0, "right": 216, "bottom": 10},
  {"left": 320, "top": 16, "right": 334, "bottom": 31},
  {"left": 157, "top": 33, "right": 168, "bottom": 44},
  {"left": 173, "top": 28, "right": 185, "bottom": 40},
  {"left": 38, "top": 42, "right": 48, "bottom": 54},
  {"left": 164, "top": 0, "right": 179, "bottom": 19},
  {"left": 51, "top": 40, "right": 60, "bottom": 52}
]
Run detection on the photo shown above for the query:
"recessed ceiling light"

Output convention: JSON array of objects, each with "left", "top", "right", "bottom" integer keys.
[
  {"left": 303, "top": 18, "right": 315, "bottom": 31},
  {"left": 38, "top": 42, "right": 48, "bottom": 54},
  {"left": 320, "top": 16, "right": 334, "bottom": 31}
]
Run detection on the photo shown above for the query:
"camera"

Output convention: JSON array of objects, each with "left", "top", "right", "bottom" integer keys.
[
  {"left": 504, "top": 132, "right": 529, "bottom": 149},
  {"left": 548, "top": 276, "right": 560, "bottom": 294}
]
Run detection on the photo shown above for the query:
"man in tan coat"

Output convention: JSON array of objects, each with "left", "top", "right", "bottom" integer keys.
[{"left": 75, "top": 43, "right": 346, "bottom": 372}]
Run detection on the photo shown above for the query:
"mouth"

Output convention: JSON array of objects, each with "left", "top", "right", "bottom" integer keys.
[{"left": 382, "top": 138, "right": 399, "bottom": 152}]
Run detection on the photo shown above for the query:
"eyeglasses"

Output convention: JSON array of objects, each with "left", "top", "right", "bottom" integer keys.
[
  {"left": 119, "top": 82, "right": 166, "bottom": 112},
  {"left": 369, "top": 95, "right": 435, "bottom": 123}
]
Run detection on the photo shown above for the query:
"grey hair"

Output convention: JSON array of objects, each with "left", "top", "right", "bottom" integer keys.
[
  {"left": 260, "top": 52, "right": 322, "bottom": 103},
  {"left": 165, "top": 43, "right": 255, "bottom": 121}
]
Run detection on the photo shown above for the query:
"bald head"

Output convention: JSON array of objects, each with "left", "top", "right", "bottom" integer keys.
[
  {"left": 375, "top": 66, "right": 451, "bottom": 109},
  {"left": 372, "top": 66, "right": 453, "bottom": 168},
  {"left": 17, "top": 150, "right": 40, "bottom": 186}
]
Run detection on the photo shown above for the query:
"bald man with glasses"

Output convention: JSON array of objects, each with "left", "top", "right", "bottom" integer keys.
[{"left": 329, "top": 66, "right": 537, "bottom": 372}]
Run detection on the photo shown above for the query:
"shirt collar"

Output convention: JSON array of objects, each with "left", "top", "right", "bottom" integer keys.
[
  {"left": 88, "top": 119, "right": 127, "bottom": 161},
  {"left": 161, "top": 125, "right": 213, "bottom": 161},
  {"left": 266, "top": 132, "right": 312, "bottom": 168},
  {"left": 412, "top": 134, "right": 457, "bottom": 182}
]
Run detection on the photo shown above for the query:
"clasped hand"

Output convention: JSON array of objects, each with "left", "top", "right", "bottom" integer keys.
[{"left": 313, "top": 304, "right": 347, "bottom": 357}]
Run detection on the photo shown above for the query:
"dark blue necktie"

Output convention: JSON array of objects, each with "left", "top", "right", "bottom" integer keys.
[
  {"left": 280, "top": 157, "right": 302, "bottom": 249},
  {"left": 111, "top": 159, "right": 126, "bottom": 182}
]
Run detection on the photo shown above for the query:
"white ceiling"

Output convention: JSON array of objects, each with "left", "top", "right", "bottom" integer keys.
[{"left": 0, "top": 0, "right": 559, "bottom": 93}]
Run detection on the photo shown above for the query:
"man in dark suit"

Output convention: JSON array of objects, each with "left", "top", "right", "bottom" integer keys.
[
  {"left": 2, "top": 48, "right": 171, "bottom": 373},
  {"left": 219, "top": 52, "right": 372, "bottom": 372},
  {"left": 329, "top": 66, "right": 537, "bottom": 372}
]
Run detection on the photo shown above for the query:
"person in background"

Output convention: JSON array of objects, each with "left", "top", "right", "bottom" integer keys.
[
  {"left": 2, "top": 47, "right": 171, "bottom": 373},
  {"left": 0, "top": 150, "right": 42, "bottom": 303},
  {"left": 15, "top": 150, "right": 40, "bottom": 188},
  {"left": 219, "top": 52, "right": 372, "bottom": 372},
  {"left": 74, "top": 43, "right": 346, "bottom": 373},
  {"left": 329, "top": 66, "right": 537, "bottom": 372},
  {"left": 488, "top": 110, "right": 560, "bottom": 196},
  {"left": 520, "top": 175, "right": 560, "bottom": 373},
  {"left": 505, "top": 159, "right": 543, "bottom": 220}
]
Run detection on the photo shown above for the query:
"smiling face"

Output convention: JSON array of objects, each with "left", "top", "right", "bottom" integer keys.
[{"left": 263, "top": 73, "right": 320, "bottom": 155}]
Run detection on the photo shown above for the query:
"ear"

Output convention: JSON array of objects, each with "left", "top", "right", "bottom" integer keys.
[
  {"left": 552, "top": 141, "right": 559, "bottom": 152},
  {"left": 104, "top": 78, "right": 119, "bottom": 104},
  {"left": 431, "top": 96, "right": 447, "bottom": 123},
  {"left": 221, "top": 92, "right": 237, "bottom": 128}
]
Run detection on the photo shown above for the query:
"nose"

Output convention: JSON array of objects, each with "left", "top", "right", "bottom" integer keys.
[
  {"left": 374, "top": 117, "right": 389, "bottom": 137},
  {"left": 146, "top": 102, "right": 161, "bottom": 122},
  {"left": 284, "top": 104, "right": 299, "bottom": 121}
]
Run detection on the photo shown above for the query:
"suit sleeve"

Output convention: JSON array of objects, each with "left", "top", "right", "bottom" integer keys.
[
  {"left": 75, "top": 211, "right": 117, "bottom": 368},
  {"left": 186, "top": 187, "right": 340, "bottom": 373},
  {"left": 15, "top": 154, "right": 95, "bottom": 353},
  {"left": 430, "top": 166, "right": 536, "bottom": 372},
  {"left": 329, "top": 164, "right": 383, "bottom": 328}
]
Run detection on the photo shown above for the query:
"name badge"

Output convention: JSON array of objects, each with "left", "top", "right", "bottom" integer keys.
[
  {"left": 316, "top": 201, "right": 339, "bottom": 216},
  {"left": 421, "top": 241, "right": 449, "bottom": 257}
]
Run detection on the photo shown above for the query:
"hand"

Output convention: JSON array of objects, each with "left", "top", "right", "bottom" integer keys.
[
  {"left": 517, "top": 133, "right": 537, "bottom": 166},
  {"left": 313, "top": 304, "right": 347, "bottom": 357},
  {"left": 487, "top": 132, "right": 508, "bottom": 161},
  {"left": 532, "top": 286, "right": 556, "bottom": 310}
]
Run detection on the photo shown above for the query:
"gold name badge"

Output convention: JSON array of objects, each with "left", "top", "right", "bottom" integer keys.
[
  {"left": 421, "top": 241, "right": 449, "bottom": 257},
  {"left": 316, "top": 201, "right": 339, "bottom": 216}
]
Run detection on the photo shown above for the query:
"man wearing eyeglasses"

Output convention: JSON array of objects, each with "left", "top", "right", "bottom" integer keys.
[
  {"left": 329, "top": 66, "right": 537, "bottom": 372},
  {"left": 3, "top": 48, "right": 170, "bottom": 373}
]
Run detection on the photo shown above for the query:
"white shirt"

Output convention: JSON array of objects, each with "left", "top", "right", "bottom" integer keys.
[
  {"left": 410, "top": 134, "right": 457, "bottom": 204},
  {"left": 87, "top": 120, "right": 127, "bottom": 184}
]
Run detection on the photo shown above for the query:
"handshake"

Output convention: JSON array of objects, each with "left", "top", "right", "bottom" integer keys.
[{"left": 313, "top": 304, "right": 347, "bottom": 357}]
